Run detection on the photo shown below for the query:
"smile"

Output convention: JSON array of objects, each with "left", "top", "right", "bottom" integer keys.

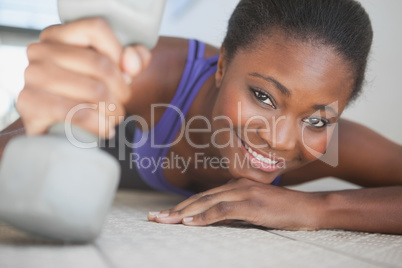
[
  {"left": 238, "top": 136, "right": 285, "bottom": 173},
  {"left": 244, "top": 142, "right": 279, "bottom": 165}
]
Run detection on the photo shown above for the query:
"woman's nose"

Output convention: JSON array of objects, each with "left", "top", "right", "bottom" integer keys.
[{"left": 258, "top": 116, "right": 298, "bottom": 151}]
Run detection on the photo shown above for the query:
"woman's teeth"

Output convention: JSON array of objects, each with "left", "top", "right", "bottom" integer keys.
[{"left": 245, "top": 144, "right": 278, "bottom": 165}]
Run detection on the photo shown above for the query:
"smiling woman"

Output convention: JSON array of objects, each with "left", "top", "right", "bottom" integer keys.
[
  {"left": 210, "top": 31, "right": 354, "bottom": 185},
  {"left": 1, "top": 0, "right": 402, "bottom": 234}
]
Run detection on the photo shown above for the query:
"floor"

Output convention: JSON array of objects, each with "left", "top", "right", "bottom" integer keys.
[{"left": 1, "top": 180, "right": 402, "bottom": 268}]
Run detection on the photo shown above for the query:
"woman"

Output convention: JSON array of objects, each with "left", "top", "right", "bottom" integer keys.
[{"left": 1, "top": 0, "right": 401, "bottom": 233}]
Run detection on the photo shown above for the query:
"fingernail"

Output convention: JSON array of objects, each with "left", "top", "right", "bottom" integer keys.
[
  {"left": 157, "top": 213, "right": 170, "bottom": 218},
  {"left": 148, "top": 211, "right": 160, "bottom": 217},
  {"left": 125, "top": 50, "right": 141, "bottom": 75},
  {"left": 123, "top": 73, "right": 132, "bottom": 85},
  {"left": 183, "top": 217, "right": 193, "bottom": 223}
]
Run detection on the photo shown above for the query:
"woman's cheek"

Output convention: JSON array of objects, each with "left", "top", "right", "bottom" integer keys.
[
  {"left": 210, "top": 87, "right": 240, "bottom": 147},
  {"left": 300, "top": 129, "right": 333, "bottom": 161},
  {"left": 212, "top": 85, "right": 247, "bottom": 131}
]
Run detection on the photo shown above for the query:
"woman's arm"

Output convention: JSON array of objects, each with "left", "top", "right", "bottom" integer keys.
[
  {"left": 150, "top": 120, "right": 402, "bottom": 234},
  {"left": 149, "top": 179, "right": 402, "bottom": 234},
  {"left": 283, "top": 121, "right": 402, "bottom": 233},
  {"left": 315, "top": 186, "right": 402, "bottom": 234}
]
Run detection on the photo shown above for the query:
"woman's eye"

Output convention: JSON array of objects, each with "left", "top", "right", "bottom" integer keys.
[
  {"left": 303, "top": 117, "right": 329, "bottom": 128},
  {"left": 253, "top": 89, "right": 275, "bottom": 108}
]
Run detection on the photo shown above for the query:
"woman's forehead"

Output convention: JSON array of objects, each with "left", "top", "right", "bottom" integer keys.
[{"left": 230, "top": 35, "right": 354, "bottom": 106}]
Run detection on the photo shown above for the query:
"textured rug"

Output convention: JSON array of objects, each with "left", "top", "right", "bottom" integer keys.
[{"left": 1, "top": 190, "right": 401, "bottom": 268}]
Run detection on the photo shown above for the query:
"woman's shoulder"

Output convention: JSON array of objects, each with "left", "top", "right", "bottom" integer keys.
[
  {"left": 203, "top": 40, "right": 220, "bottom": 58},
  {"left": 124, "top": 37, "right": 188, "bottom": 116},
  {"left": 125, "top": 36, "right": 219, "bottom": 121},
  {"left": 154, "top": 36, "right": 219, "bottom": 60}
]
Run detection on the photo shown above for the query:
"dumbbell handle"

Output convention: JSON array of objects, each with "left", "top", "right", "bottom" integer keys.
[{"left": 58, "top": 0, "right": 166, "bottom": 48}]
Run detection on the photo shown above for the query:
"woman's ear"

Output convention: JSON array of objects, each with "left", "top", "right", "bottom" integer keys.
[{"left": 215, "top": 46, "right": 227, "bottom": 88}]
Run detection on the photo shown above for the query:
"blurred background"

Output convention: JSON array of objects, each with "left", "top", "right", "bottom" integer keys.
[{"left": 0, "top": 0, "right": 401, "bottom": 144}]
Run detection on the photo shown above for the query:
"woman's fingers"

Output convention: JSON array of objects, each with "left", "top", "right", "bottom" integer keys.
[
  {"left": 168, "top": 184, "right": 240, "bottom": 213},
  {"left": 149, "top": 189, "right": 246, "bottom": 224},
  {"left": 147, "top": 178, "right": 253, "bottom": 223},
  {"left": 20, "top": 60, "right": 125, "bottom": 137},
  {"left": 27, "top": 42, "right": 130, "bottom": 103},
  {"left": 40, "top": 18, "right": 152, "bottom": 78},
  {"left": 169, "top": 178, "right": 251, "bottom": 212},
  {"left": 181, "top": 201, "right": 251, "bottom": 226},
  {"left": 148, "top": 179, "right": 312, "bottom": 230},
  {"left": 121, "top": 45, "right": 152, "bottom": 77},
  {"left": 149, "top": 201, "right": 251, "bottom": 226},
  {"left": 40, "top": 18, "right": 122, "bottom": 65},
  {"left": 19, "top": 18, "right": 152, "bottom": 137},
  {"left": 17, "top": 87, "right": 119, "bottom": 137}
]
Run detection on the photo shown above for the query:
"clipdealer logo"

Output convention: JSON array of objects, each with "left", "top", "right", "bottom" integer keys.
[{"left": 63, "top": 101, "right": 339, "bottom": 168}]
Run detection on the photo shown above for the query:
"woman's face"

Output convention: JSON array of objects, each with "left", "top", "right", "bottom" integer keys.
[{"left": 212, "top": 33, "right": 354, "bottom": 183}]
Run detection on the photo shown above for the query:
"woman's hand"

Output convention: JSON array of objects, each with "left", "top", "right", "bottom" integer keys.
[
  {"left": 148, "top": 178, "right": 322, "bottom": 231},
  {"left": 17, "top": 18, "right": 151, "bottom": 138}
]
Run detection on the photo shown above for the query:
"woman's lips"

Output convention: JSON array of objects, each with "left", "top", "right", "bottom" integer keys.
[{"left": 238, "top": 137, "right": 285, "bottom": 173}]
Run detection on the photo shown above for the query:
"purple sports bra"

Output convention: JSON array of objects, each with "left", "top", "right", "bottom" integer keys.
[{"left": 132, "top": 40, "right": 280, "bottom": 197}]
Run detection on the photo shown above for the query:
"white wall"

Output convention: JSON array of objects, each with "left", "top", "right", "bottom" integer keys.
[
  {"left": 160, "top": 0, "right": 238, "bottom": 47},
  {"left": 342, "top": 0, "right": 402, "bottom": 144},
  {"left": 160, "top": 0, "right": 402, "bottom": 145}
]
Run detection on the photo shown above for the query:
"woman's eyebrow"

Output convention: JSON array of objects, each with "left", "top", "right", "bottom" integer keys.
[
  {"left": 312, "top": 104, "right": 339, "bottom": 117},
  {"left": 248, "top": 72, "right": 291, "bottom": 97}
]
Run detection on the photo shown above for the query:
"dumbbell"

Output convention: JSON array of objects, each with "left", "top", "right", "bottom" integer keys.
[{"left": 0, "top": 0, "right": 166, "bottom": 243}]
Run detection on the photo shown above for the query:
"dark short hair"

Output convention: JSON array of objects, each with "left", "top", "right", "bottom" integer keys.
[{"left": 223, "top": 0, "right": 373, "bottom": 103}]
